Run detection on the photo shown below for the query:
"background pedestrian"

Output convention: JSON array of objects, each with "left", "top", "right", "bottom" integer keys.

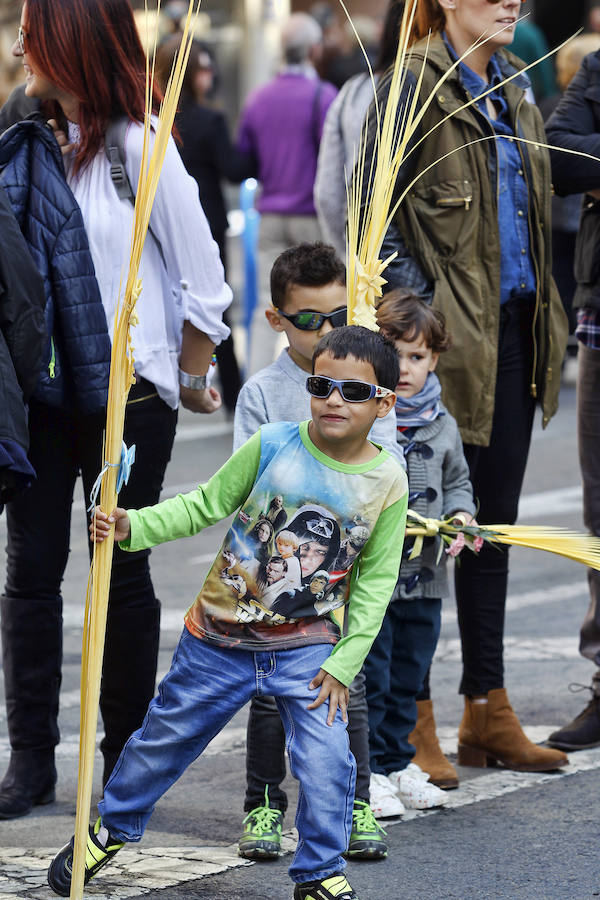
[{"left": 237, "top": 13, "right": 337, "bottom": 375}]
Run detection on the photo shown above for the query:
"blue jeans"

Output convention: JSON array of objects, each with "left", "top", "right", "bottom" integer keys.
[
  {"left": 244, "top": 669, "right": 370, "bottom": 814},
  {"left": 99, "top": 630, "right": 356, "bottom": 884},
  {"left": 364, "top": 596, "right": 441, "bottom": 774}
]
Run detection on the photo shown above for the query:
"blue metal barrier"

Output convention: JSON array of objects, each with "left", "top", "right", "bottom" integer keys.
[{"left": 239, "top": 178, "right": 260, "bottom": 375}]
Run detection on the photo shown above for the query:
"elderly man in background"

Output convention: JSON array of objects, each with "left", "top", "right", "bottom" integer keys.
[{"left": 237, "top": 12, "right": 337, "bottom": 375}]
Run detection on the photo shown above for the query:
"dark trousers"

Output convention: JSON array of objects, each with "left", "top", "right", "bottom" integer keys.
[
  {"left": 455, "top": 297, "right": 536, "bottom": 695},
  {"left": 1, "top": 384, "right": 177, "bottom": 780},
  {"left": 244, "top": 669, "right": 371, "bottom": 812},
  {"left": 364, "top": 596, "right": 441, "bottom": 775},
  {"left": 552, "top": 229, "right": 577, "bottom": 337},
  {"left": 577, "top": 344, "right": 600, "bottom": 681}
]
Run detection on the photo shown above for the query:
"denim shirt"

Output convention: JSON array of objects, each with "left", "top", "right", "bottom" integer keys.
[{"left": 445, "top": 39, "right": 536, "bottom": 303}]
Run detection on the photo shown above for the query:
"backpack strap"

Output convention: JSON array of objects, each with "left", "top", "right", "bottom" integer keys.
[
  {"left": 104, "top": 117, "right": 165, "bottom": 263},
  {"left": 105, "top": 118, "right": 134, "bottom": 202}
]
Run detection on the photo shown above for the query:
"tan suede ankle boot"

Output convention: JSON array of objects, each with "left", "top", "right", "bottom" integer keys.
[
  {"left": 457, "top": 688, "right": 569, "bottom": 772},
  {"left": 409, "top": 699, "right": 459, "bottom": 789}
]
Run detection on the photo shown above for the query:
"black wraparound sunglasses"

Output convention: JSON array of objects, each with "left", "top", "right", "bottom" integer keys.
[{"left": 275, "top": 306, "right": 347, "bottom": 331}]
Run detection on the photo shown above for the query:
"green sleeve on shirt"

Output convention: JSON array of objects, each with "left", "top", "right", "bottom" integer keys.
[
  {"left": 320, "top": 489, "right": 408, "bottom": 686},
  {"left": 120, "top": 430, "right": 262, "bottom": 552}
]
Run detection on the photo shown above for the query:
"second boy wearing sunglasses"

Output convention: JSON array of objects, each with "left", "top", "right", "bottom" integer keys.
[
  {"left": 307, "top": 375, "right": 395, "bottom": 403},
  {"left": 275, "top": 306, "right": 347, "bottom": 331},
  {"left": 265, "top": 275, "right": 348, "bottom": 376}
]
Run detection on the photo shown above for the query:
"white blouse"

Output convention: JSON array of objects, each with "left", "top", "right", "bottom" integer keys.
[{"left": 66, "top": 119, "right": 232, "bottom": 409}]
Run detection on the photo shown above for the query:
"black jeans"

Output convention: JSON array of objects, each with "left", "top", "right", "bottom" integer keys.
[
  {"left": 244, "top": 669, "right": 371, "bottom": 813},
  {"left": 2, "top": 382, "right": 177, "bottom": 780},
  {"left": 455, "top": 297, "right": 536, "bottom": 695}
]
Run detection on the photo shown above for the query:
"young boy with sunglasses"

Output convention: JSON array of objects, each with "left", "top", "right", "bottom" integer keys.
[
  {"left": 48, "top": 326, "right": 407, "bottom": 900},
  {"left": 234, "top": 243, "right": 404, "bottom": 864},
  {"left": 234, "top": 242, "right": 401, "bottom": 462}
]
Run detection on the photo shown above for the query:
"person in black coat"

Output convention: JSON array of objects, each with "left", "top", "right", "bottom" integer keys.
[
  {"left": 0, "top": 184, "right": 46, "bottom": 509},
  {"left": 156, "top": 37, "right": 257, "bottom": 412}
]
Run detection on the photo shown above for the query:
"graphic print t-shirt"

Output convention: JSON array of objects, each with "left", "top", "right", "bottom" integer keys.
[{"left": 122, "top": 422, "right": 408, "bottom": 685}]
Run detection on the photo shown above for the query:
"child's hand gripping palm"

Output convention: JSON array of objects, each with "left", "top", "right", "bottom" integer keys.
[{"left": 89, "top": 506, "right": 131, "bottom": 544}]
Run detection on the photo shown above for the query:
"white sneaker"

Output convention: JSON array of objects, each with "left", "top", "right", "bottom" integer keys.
[
  {"left": 402, "top": 763, "right": 429, "bottom": 782},
  {"left": 369, "top": 773, "right": 406, "bottom": 818},
  {"left": 388, "top": 764, "right": 449, "bottom": 810}
]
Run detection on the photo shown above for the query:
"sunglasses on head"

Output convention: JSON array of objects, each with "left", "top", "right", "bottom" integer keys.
[
  {"left": 17, "top": 26, "right": 27, "bottom": 54},
  {"left": 306, "top": 375, "right": 394, "bottom": 403},
  {"left": 275, "top": 307, "right": 347, "bottom": 331}
]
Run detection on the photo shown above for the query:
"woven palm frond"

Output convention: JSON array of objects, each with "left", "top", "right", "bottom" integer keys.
[
  {"left": 345, "top": 0, "right": 421, "bottom": 330},
  {"left": 406, "top": 511, "right": 600, "bottom": 571},
  {"left": 481, "top": 524, "right": 600, "bottom": 570}
]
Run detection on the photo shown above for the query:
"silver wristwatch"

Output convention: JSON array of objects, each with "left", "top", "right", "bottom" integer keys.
[{"left": 178, "top": 368, "right": 207, "bottom": 391}]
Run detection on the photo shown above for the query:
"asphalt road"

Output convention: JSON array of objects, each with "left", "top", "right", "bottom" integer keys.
[{"left": 1, "top": 379, "right": 599, "bottom": 900}]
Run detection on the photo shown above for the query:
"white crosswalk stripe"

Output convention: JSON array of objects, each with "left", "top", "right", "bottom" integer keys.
[{"left": 0, "top": 844, "right": 250, "bottom": 899}]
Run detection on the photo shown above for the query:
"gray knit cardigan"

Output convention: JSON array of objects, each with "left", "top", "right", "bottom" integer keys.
[{"left": 393, "top": 404, "right": 475, "bottom": 601}]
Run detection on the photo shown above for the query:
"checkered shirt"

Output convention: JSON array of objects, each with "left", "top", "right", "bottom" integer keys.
[{"left": 576, "top": 307, "right": 600, "bottom": 350}]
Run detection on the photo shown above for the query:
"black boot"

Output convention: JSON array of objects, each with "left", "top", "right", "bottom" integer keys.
[
  {"left": 0, "top": 593, "right": 62, "bottom": 817},
  {"left": 100, "top": 603, "right": 161, "bottom": 787},
  {"left": 547, "top": 689, "right": 600, "bottom": 750},
  {"left": 0, "top": 749, "right": 56, "bottom": 819}
]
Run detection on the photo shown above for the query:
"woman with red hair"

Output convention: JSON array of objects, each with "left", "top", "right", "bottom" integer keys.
[{"left": 1, "top": 0, "right": 231, "bottom": 818}]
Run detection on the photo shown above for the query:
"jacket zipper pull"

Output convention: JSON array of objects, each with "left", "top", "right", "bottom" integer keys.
[
  {"left": 48, "top": 336, "right": 56, "bottom": 379},
  {"left": 464, "top": 182, "right": 472, "bottom": 211}
]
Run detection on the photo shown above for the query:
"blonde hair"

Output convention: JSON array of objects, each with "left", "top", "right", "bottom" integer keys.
[
  {"left": 276, "top": 530, "right": 300, "bottom": 552},
  {"left": 556, "top": 34, "right": 600, "bottom": 91}
]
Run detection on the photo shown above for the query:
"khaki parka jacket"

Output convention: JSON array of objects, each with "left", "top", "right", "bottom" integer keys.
[{"left": 380, "top": 36, "right": 567, "bottom": 446}]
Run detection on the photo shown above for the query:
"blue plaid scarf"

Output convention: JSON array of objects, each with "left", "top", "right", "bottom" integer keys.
[{"left": 395, "top": 372, "right": 444, "bottom": 429}]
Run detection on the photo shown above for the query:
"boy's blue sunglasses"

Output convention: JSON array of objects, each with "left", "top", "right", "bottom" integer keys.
[
  {"left": 276, "top": 306, "right": 347, "bottom": 331},
  {"left": 306, "top": 375, "right": 394, "bottom": 403}
]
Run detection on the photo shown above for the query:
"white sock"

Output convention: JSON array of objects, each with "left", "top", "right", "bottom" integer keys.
[
  {"left": 97, "top": 825, "right": 109, "bottom": 847},
  {"left": 472, "top": 698, "right": 488, "bottom": 705}
]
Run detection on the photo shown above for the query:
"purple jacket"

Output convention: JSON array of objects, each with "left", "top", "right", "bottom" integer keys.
[{"left": 237, "top": 71, "right": 337, "bottom": 216}]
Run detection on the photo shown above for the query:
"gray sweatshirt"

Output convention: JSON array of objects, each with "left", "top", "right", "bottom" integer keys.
[{"left": 233, "top": 349, "right": 405, "bottom": 469}]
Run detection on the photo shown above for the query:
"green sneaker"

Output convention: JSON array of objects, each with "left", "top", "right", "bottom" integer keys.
[
  {"left": 293, "top": 872, "right": 359, "bottom": 899},
  {"left": 47, "top": 817, "right": 124, "bottom": 896},
  {"left": 346, "top": 799, "right": 388, "bottom": 859},
  {"left": 238, "top": 791, "right": 283, "bottom": 860}
]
